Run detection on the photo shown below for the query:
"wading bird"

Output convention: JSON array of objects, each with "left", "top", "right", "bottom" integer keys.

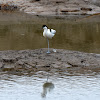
[{"left": 42, "top": 25, "right": 56, "bottom": 53}]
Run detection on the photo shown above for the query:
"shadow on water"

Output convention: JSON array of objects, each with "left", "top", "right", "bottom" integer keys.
[
  {"left": 41, "top": 82, "right": 55, "bottom": 98},
  {"left": 41, "top": 72, "right": 55, "bottom": 98}
]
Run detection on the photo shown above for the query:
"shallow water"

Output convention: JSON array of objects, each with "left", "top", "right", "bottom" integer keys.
[
  {"left": 0, "top": 12, "right": 100, "bottom": 53},
  {"left": 0, "top": 11, "right": 100, "bottom": 100},
  {"left": 0, "top": 71, "right": 100, "bottom": 100}
]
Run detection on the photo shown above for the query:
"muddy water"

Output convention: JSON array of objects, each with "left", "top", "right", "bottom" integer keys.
[
  {"left": 0, "top": 12, "right": 100, "bottom": 53},
  {"left": 0, "top": 71, "right": 100, "bottom": 100},
  {"left": 0, "top": 12, "right": 100, "bottom": 100}
]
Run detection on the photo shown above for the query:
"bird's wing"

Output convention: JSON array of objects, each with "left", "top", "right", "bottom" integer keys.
[
  {"left": 46, "top": 29, "right": 55, "bottom": 39},
  {"left": 51, "top": 29, "right": 56, "bottom": 34}
]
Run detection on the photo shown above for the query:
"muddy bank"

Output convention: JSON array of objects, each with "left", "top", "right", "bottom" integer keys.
[
  {"left": 0, "top": 0, "right": 100, "bottom": 17},
  {"left": 0, "top": 48, "right": 100, "bottom": 74}
]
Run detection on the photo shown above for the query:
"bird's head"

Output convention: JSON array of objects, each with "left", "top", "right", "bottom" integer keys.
[{"left": 42, "top": 25, "right": 48, "bottom": 30}]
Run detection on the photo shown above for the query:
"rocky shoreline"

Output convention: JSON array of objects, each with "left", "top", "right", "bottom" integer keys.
[
  {"left": 0, "top": 0, "right": 100, "bottom": 17},
  {"left": 0, "top": 48, "right": 100, "bottom": 74}
]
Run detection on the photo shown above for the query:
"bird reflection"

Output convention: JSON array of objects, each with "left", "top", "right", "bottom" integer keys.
[{"left": 41, "top": 82, "right": 55, "bottom": 98}]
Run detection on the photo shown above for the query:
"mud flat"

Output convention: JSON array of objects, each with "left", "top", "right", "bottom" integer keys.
[
  {"left": 0, "top": 0, "right": 100, "bottom": 17},
  {"left": 0, "top": 48, "right": 100, "bottom": 74}
]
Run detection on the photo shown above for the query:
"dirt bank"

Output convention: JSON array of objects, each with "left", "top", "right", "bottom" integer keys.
[
  {"left": 0, "top": 48, "right": 100, "bottom": 74},
  {"left": 0, "top": 0, "right": 100, "bottom": 17}
]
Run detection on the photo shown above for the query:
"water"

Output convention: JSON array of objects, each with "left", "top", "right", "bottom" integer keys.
[
  {"left": 0, "top": 11, "right": 100, "bottom": 100},
  {"left": 0, "top": 12, "right": 100, "bottom": 53},
  {"left": 0, "top": 71, "right": 100, "bottom": 100}
]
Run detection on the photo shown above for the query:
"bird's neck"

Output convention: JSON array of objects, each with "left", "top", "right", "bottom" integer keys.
[{"left": 44, "top": 28, "right": 48, "bottom": 32}]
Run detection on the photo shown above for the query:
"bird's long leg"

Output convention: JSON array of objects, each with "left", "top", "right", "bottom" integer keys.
[{"left": 47, "top": 38, "right": 50, "bottom": 54}]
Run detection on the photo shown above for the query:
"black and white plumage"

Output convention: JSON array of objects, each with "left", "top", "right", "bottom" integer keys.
[{"left": 42, "top": 25, "right": 56, "bottom": 53}]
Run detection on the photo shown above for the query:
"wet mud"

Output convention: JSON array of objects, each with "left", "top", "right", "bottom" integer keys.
[
  {"left": 0, "top": 48, "right": 100, "bottom": 74},
  {"left": 0, "top": 2, "right": 18, "bottom": 11},
  {"left": 0, "top": 0, "right": 100, "bottom": 17}
]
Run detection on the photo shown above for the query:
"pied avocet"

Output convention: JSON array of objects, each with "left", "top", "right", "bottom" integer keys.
[{"left": 42, "top": 25, "right": 56, "bottom": 54}]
